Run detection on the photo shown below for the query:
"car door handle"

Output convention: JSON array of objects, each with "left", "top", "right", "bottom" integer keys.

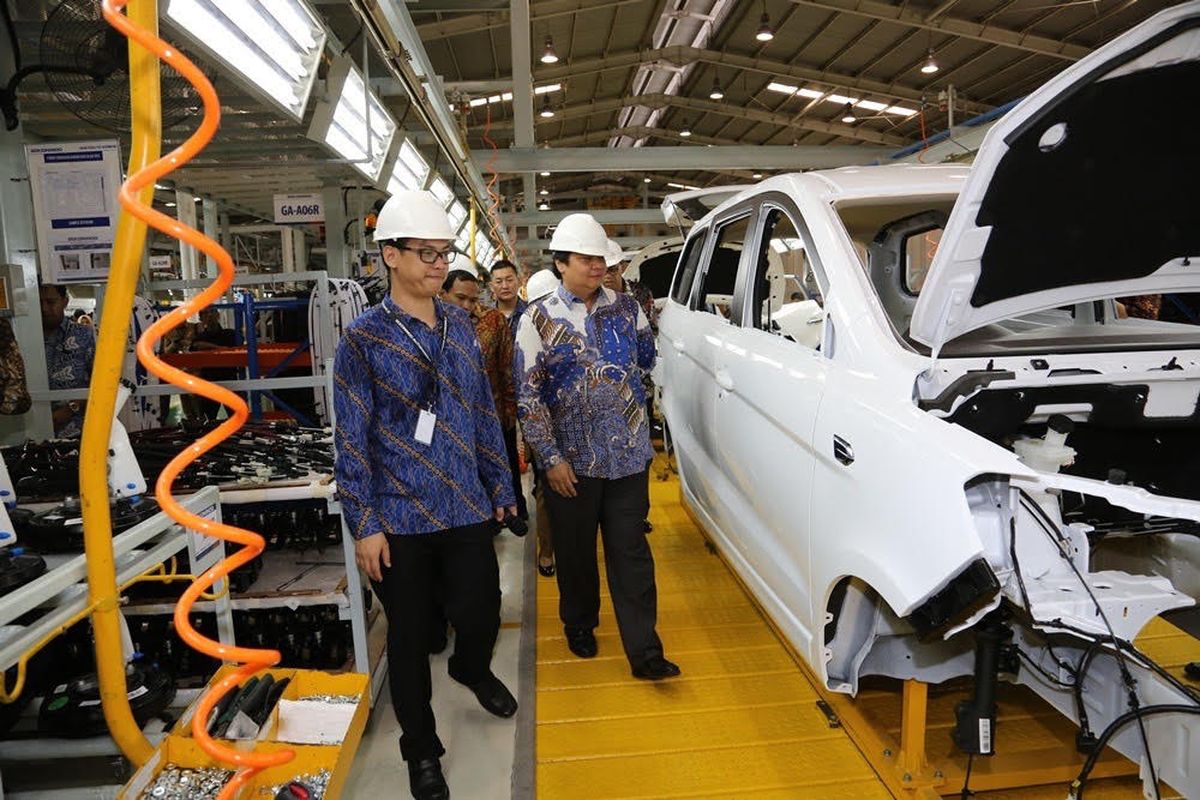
[
  {"left": 715, "top": 370, "right": 734, "bottom": 391},
  {"left": 833, "top": 435, "right": 854, "bottom": 466}
]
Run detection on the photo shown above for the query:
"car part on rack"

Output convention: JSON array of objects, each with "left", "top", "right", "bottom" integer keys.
[
  {"left": 38, "top": 661, "right": 175, "bottom": 738},
  {"left": 0, "top": 549, "right": 46, "bottom": 596}
]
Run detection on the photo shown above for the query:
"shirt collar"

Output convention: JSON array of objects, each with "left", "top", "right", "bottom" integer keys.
[
  {"left": 555, "top": 284, "right": 613, "bottom": 309},
  {"left": 383, "top": 295, "right": 446, "bottom": 329}
]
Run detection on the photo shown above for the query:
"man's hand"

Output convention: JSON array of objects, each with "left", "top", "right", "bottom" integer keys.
[
  {"left": 546, "top": 462, "right": 578, "bottom": 498},
  {"left": 494, "top": 506, "right": 518, "bottom": 522},
  {"left": 355, "top": 532, "right": 391, "bottom": 583}
]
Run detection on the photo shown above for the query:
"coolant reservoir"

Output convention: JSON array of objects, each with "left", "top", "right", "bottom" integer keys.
[{"left": 1012, "top": 415, "right": 1076, "bottom": 474}]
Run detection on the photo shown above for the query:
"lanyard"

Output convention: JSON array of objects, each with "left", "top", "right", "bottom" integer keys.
[{"left": 384, "top": 300, "right": 448, "bottom": 408}]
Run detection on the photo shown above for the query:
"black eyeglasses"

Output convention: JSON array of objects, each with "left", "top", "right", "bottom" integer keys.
[{"left": 397, "top": 246, "right": 459, "bottom": 265}]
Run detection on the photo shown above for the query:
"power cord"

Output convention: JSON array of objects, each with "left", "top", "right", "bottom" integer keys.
[
  {"left": 959, "top": 752, "right": 974, "bottom": 799},
  {"left": 1018, "top": 492, "right": 1162, "bottom": 800}
]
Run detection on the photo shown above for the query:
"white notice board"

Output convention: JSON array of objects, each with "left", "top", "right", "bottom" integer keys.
[{"left": 25, "top": 140, "right": 124, "bottom": 284}]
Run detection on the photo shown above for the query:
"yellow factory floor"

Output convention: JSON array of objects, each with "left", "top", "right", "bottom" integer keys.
[{"left": 533, "top": 460, "right": 1198, "bottom": 799}]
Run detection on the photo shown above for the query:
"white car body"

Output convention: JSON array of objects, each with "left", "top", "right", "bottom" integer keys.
[{"left": 659, "top": 4, "right": 1200, "bottom": 796}]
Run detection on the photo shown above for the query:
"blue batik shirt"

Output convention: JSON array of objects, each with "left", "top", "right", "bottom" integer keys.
[
  {"left": 45, "top": 319, "right": 96, "bottom": 437},
  {"left": 515, "top": 285, "right": 655, "bottom": 480},
  {"left": 333, "top": 296, "right": 516, "bottom": 538},
  {"left": 505, "top": 297, "right": 528, "bottom": 340}
]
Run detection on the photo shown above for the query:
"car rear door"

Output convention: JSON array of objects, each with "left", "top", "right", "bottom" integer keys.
[{"left": 709, "top": 196, "right": 831, "bottom": 652}]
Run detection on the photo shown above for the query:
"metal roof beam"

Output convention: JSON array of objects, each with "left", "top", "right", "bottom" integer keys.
[
  {"left": 534, "top": 46, "right": 991, "bottom": 114},
  {"left": 505, "top": 208, "right": 665, "bottom": 226},
  {"left": 415, "top": 0, "right": 642, "bottom": 41},
  {"left": 786, "top": 0, "right": 1090, "bottom": 60},
  {"left": 473, "top": 145, "right": 891, "bottom": 173},
  {"left": 489, "top": 93, "right": 907, "bottom": 146},
  {"left": 550, "top": 125, "right": 743, "bottom": 148}
]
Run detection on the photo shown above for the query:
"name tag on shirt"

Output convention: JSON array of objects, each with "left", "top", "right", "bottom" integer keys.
[{"left": 415, "top": 409, "right": 436, "bottom": 445}]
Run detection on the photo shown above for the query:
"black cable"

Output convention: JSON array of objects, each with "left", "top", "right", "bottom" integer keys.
[
  {"left": 1018, "top": 493, "right": 1162, "bottom": 800},
  {"left": 1071, "top": 705, "right": 1200, "bottom": 799},
  {"left": 959, "top": 752, "right": 974, "bottom": 799},
  {"left": 1016, "top": 646, "right": 1075, "bottom": 689}
]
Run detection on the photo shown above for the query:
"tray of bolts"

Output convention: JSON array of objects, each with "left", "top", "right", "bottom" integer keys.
[{"left": 121, "top": 667, "right": 368, "bottom": 799}]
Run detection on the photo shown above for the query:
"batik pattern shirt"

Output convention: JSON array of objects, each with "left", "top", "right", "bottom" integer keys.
[
  {"left": 45, "top": 319, "right": 96, "bottom": 437},
  {"left": 515, "top": 286, "right": 655, "bottom": 480},
  {"left": 474, "top": 308, "right": 517, "bottom": 430},
  {"left": 333, "top": 297, "right": 516, "bottom": 538},
  {"left": 505, "top": 298, "right": 528, "bottom": 340},
  {"left": 0, "top": 319, "right": 30, "bottom": 416}
]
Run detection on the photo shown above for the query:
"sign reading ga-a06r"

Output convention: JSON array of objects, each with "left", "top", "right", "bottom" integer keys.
[{"left": 273, "top": 193, "right": 325, "bottom": 224}]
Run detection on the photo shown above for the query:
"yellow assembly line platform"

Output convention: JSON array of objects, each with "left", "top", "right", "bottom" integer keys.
[{"left": 534, "top": 457, "right": 1199, "bottom": 799}]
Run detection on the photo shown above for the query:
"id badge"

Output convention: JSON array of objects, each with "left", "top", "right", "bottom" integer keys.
[{"left": 415, "top": 409, "right": 436, "bottom": 445}]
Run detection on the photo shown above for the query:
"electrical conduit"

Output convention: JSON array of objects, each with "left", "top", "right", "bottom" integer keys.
[
  {"left": 79, "top": 0, "right": 159, "bottom": 767},
  {"left": 100, "top": 2, "right": 293, "bottom": 796}
]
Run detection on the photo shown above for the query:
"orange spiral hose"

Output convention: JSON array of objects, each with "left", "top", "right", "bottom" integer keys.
[{"left": 100, "top": 2, "right": 293, "bottom": 796}]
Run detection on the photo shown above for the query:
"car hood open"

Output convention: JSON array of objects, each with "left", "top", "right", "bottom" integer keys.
[{"left": 909, "top": 2, "right": 1200, "bottom": 351}]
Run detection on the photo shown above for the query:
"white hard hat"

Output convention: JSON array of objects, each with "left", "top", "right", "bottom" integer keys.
[
  {"left": 374, "top": 190, "right": 456, "bottom": 242},
  {"left": 526, "top": 269, "right": 560, "bottom": 301},
  {"left": 547, "top": 213, "right": 608, "bottom": 257},
  {"left": 604, "top": 239, "right": 625, "bottom": 268}
]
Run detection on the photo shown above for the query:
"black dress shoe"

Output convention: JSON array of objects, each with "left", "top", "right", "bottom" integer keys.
[
  {"left": 407, "top": 757, "right": 449, "bottom": 800},
  {"left": 565, "top": 627, "right": 597, "bottom": 659},
  {"left": 537, "top": 560, "right": 555, "bottom": 577},
  {"left": 632, "top": 655, "right": 681, "bottom": 681},
  {"left": 455, "top": 672, "right": 518, "bottom": 718},
  {"left": 506, "top": 515, "right": 528, "bottom": 536}
]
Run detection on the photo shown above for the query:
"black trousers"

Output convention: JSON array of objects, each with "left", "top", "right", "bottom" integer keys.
[
  {"left": 544, "top": 469, "right": 663, "bottom": 667},
  {"left": 502, "top": 426, "right": 528, "bottom": 519},
  {"left": 370, "top": 521, "right": 500, "bottom": 762}
]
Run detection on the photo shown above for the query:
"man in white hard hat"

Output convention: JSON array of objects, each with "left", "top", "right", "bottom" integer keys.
[
  {"left": 515, "top": 213, "right": 680, "bottom": 681},
  {"left": 333, "top": 190, "right": 518, "bottom": 800}
]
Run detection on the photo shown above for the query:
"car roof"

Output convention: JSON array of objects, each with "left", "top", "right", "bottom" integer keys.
[{"left": 694, "top": 163, "right": 971, "bottom": 230}]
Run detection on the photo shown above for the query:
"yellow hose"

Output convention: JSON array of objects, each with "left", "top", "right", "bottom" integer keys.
[
  {"left": 78, "top": 0, "right": 160, "bottom": 767},
  {"left": 469, "top": 201, "right": 478, "bottom": 265}
]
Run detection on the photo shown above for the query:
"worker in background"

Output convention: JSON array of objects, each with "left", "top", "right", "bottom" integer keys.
[
  {"left": 515, "top": 213, "right": 679, "bottom": 681},
  {"left": 40, "top": 283, "right": 94, "bottom": 436},
  {"left": 440, "top": 269, "right": 526, "bottom": 534},
  {"left": 0, "top": 319, "right": 31, "bottom": 416},
  {"left": 489, "top": 260, "right": 526, "bottom": 337},
  {"left": 189, "top": 307, "right": 238, "bottom": 423},
  {"left": 333, "top": 190, "right": 518, "bottom": 800},
  {"left": 524, "top": 268, "right": 561, "bottom": 578}
]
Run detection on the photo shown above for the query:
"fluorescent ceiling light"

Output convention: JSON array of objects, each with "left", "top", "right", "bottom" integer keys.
[
  {"left": 469, "top": 83, "right": 562, "bottom": 108},
  {"left": 856, "top": 100, "right": 888, "bottom": 112},
  {"left": 164, "top": 0, "right": 325, "bottom": 121},
  {"left": 540, "top": 170, "right": 551, "bottom": 177},
  {"left": 309, "top": 56, "right": 397, "bottom": 181},
  {"left": 429, "top": 177, "right": 455, "bottom": 209},
  {"left": 767, "top": 82, "right": 798, "bottom": 95},
  {"left": 826, "top": 94, "right": 860, "bottom": 105},
  {"left": 667, "top": 182, "right": 700, "bottom": 190},
  {"left": 752, "top": 173, "right": 763, "bottom": 179},
  {"left": 385, "top": 138, "right": 431, "bottom": 195},
  {"left": 887, "top": 105, "right": 918, "bottom": 117},
  {"left": 796, "top": 88, "right": 824, "bottom": 99}
]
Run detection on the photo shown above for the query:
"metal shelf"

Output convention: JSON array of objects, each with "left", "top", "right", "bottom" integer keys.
[
  {"left": 0, "top": 488, "right": 224, "bottom": 674},
  {"left": 121, "top": 547, "right": 353, "bottom": 615}
]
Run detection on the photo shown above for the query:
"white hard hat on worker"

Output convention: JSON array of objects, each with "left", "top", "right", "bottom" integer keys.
[
  {"left": 374, "top": 190, "right": 457, "bottom": 242},
  {"left": 526, "top": 269, "right": 560, "bottom": 302},
  {"left": 548, "top": 213, "right": 609, "bottom": 257}
]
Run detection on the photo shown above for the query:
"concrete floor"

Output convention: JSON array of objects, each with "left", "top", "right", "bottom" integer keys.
[{"left": 343, "top": 526, "right": 532, "bottom": 800}]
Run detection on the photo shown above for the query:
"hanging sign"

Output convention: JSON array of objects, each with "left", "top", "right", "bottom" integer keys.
[
  {"left": 25, "top": 140, "right": 124, "bottom": 284},
  {"left": 274, "top": 193, "right": 325, "bottom": 224}
]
